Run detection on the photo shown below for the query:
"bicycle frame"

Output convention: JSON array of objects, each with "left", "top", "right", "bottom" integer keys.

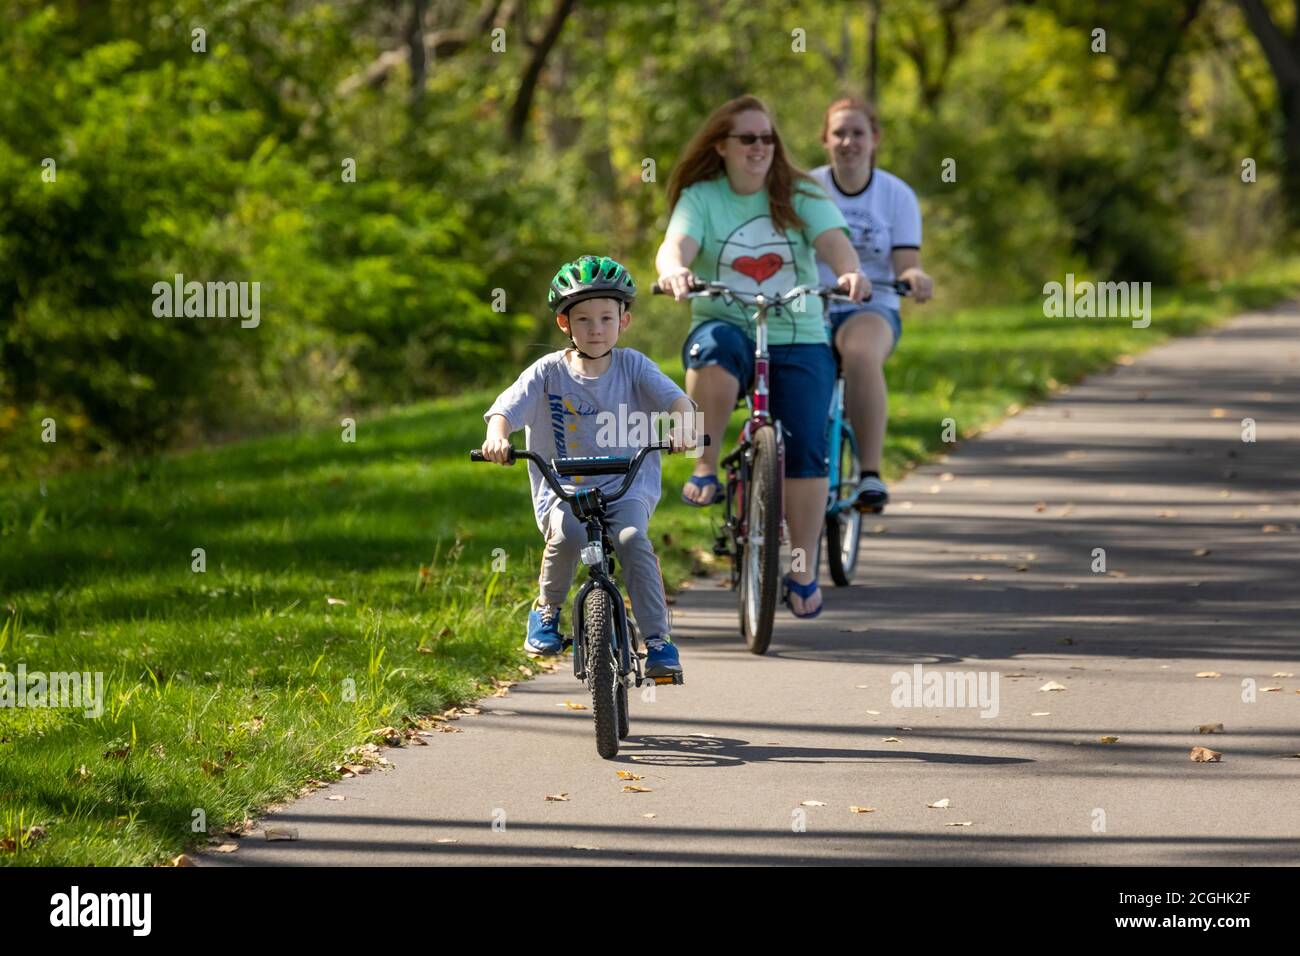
[
  {"left": 469, "top": 441, "right": 690, "bottom": 688},
  {"left": 822, "top": 277, "right": 912, "bottom": 520}
]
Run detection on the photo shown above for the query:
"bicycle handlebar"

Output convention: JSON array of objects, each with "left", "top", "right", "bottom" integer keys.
[
  {"left": 651, "top": 277, "right": 911, "bottom": 304},
  {"left": 470, "top": 436, "right": 710, "bottom": 508}
]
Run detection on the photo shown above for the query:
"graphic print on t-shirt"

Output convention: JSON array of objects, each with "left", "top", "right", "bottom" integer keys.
[
  {"left": 545, "top": 389, "right": 599, "bottom": 481},
  {"left": 843, "top": 206, "right": 885, "bottom": 260},
  {"left": 716, "top": 216, "right": 797, "bottom": 304}
]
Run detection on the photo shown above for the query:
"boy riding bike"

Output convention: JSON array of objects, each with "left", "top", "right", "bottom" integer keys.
[{"left": 480, "top": 255, "right": 698, "bottom": 678}]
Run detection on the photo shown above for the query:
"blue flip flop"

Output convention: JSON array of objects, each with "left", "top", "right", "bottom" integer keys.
[
  {"left": 681, "top": 474, "right": 723, "bottom": 508},
  {"left": 782, "top": 574, "right": 823, "bottom": 619}
]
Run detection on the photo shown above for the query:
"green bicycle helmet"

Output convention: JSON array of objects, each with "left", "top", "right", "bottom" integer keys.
[{"left": 548, "top": 255, "right": 637, "bottom": 315}]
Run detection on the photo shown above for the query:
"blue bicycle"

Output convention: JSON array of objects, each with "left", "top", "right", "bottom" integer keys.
[{"left": 820, "top": 278, "right": 912, "bottom": 587}]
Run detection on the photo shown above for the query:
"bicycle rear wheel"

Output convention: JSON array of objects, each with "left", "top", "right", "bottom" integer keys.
[
  {"left": 826, "top": 425, "right": 863, "bottom": 587},
  {"left": 584, "top": 588, "right": 620, "bottom": 758},
  {"left": 738, "top": 426, "right": 781, "bottom": 655}
]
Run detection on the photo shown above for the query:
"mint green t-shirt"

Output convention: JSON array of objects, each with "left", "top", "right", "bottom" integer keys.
[{"left": 665, "top": 175, "right": 849, "bottom": 346}]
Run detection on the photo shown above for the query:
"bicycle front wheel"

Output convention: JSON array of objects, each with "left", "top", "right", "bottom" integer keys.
[
  {"left": 584, "top": 588, "right": 620, "bottom": 759},
  {"left": 826, "top": 425, "right": 863, "bottom": 587},
  {"left": 738, "top": 425, "right": 782, "bottom": 655}
]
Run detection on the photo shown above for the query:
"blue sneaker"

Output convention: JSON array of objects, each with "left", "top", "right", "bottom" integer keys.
[
  {"left": 524, "top": 600, "right": 564, "bottom": 656},
  {"left": 644, "top": 635, "right": 682, "bottom": 678}
]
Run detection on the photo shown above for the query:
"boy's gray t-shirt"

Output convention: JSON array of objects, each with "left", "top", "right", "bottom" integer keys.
[{"left": 485, "top": 348, "right": 692, "bottom": 532}]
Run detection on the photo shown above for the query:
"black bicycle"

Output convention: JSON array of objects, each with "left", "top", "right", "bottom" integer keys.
[{"left": 469, "top": 437, "right": 705, "bottom": 759}]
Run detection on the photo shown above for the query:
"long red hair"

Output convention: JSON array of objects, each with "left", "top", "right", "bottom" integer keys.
[{"left": 667, "top": 95, "right": 818, "bottom": 233}]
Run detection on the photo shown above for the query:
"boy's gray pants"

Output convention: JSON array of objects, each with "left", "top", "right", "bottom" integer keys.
[{"left": 538, "top": 497, "right": 671, "bottom": 638}]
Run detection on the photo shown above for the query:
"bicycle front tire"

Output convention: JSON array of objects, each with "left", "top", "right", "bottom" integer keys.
[{"left": 739, "top": 425, "right": 781, "bottom": 655}]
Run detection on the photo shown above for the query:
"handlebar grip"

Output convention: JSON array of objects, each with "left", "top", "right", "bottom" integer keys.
[
  {"left": 470, "top": 448, "right": 516, "bottom": 463},
  {"left": 652, "top": 280, "right": 708, "bottom": 295},
  {"left": 895, "top": 278, "right": 913, "bottom": 295}
]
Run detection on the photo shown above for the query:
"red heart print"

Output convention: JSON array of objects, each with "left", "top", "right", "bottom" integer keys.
[{"left": 731, "top": 253, "right": 783, "bottom": 284}]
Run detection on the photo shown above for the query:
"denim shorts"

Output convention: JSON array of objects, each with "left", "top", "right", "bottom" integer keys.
[
  {"left": 827, "top": 304, "right": 902, "bottom": 357},
  {"left": 682, "top": 320, "right": 835, "bottom": 478}
]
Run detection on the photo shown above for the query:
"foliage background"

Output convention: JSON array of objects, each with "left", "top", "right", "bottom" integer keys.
[{"left": 1, "top": 0, "right": 1294, "bottom": 476}]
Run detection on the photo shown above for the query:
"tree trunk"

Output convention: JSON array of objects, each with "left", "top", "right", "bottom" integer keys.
[
  {"left": 866, "top": 0, "right": 881, "bottom": 104},
  {"left": 1237, "top": 0, "right": 1300, "bottom": 231},
  {"left": 506, "top": 0, "right": 577, "bottom": 144}
]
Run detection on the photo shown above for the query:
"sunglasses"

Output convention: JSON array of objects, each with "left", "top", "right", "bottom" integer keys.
[{"left": 725, "top": 133, "right": 776, "bottom": 145}]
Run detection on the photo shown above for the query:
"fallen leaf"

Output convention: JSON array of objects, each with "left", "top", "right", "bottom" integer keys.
[
  {"left": 967, "top": 574, "right": 987, "bottom": 582},
  {"left": 545, "top": 793, "right": 569, "bottom": 801},
  {"left": 1196, "top": 723, "right": 1224, "bottom": 734},
  {"left": 171, "top": 854, "right": 195, "bottom": 866},
  {"left": 849, "top": 806, "right": 877, "bottom": 814},
  {"left": 1195, "top": 671, "right": 1221, "bottom": 679},
  {"left": 436, "top": 838, "right": 459, "bottom": 844},
  {"left": 1262, "top": 524, "right": 1281, "bottom": 533},
  {"left": 264, "top": 827, "right": 298, "bottom": 841},
  {"left": 326, "top": 794, "right": 345, "bottom": 801},
  {"left": 1099, "top": 736, "right": 1119, "bottom": 744},
  {"left": 1190, "top": 746, "right": 1222, "bottom": 763},
  {"left": 1192, "top": 548, "right": 1211, "bottom": 557},
  {"left": 1210, "top": 408, "right": 1227, "bottom": 418},
  {"left": 1040, "top": 681, "right": 1067, "bottom": 692},
  {"left": 622, "top": 785, "right": 653, "bottom": 794},
  {"left": 642, "top": 813, "right": 656, "bottom": 819},
  {"left": 881, "top": 736, "right": 901, "bottom": 743},
  {"left": 571, "top": 845, "right": 601, "bottom": 851},
  {"left": 211, "top": 843, "right": 239, "bottom": 853},
  {"left": 1262, "top": 686, "right": 1283, "bottom": 692},
  {"left": 1273, "top": 672, "right": 1294, "bottom": 678},
  {"left": 1034, "top": 501, "right": 1047, "bottom": 512},
  {"left": 927, "top": 798, "right": 951, "bottom": 809},
  {"left": 616, "top": 771, "right": 644, "bottom": 781},
  {"left": 326, "top": 597, "right": 348, "bottom": 606},
  {"left": 1031, "top": 712, "right": 1052, "bottom": 717},
  {"left": 940, "top": 472, "right": 954, "bottom": 481},
  {"left": 559, "top": 701, "right": 588, "bottom": 710},
  {"left": 866, "top": 709, "right": 881, "bottom": 715},
  {"left": 946, "top": 821, "right": 974, "bottom": 827},
  {"left": 800, "top": 800, "right": 827, "bottom": 807}
]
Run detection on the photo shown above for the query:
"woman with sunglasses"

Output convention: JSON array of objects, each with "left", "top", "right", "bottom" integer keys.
[
  {"left": 655, "top": 94, "right": 868, "bottom": 618},
  {"left": 811, "top": 96, "right": 934, "bottom": 512}
]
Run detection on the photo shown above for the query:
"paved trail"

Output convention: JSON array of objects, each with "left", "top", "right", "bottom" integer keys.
[{"left": 204, "top": 304, "right": 1300, "bottom": 866}]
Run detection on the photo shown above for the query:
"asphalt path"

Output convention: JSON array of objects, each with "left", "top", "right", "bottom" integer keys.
[{"left": 201, "top": 303, "right": 1300, "bottom": 866}]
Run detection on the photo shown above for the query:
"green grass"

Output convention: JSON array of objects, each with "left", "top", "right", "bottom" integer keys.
[{"left": 2, "top": 259, "right": 1298, "bottom": 865}]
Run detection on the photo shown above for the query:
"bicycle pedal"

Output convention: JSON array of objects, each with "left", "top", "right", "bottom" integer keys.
[{"left": 652, "top": 674, "right": 684, "bottom": 686}]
